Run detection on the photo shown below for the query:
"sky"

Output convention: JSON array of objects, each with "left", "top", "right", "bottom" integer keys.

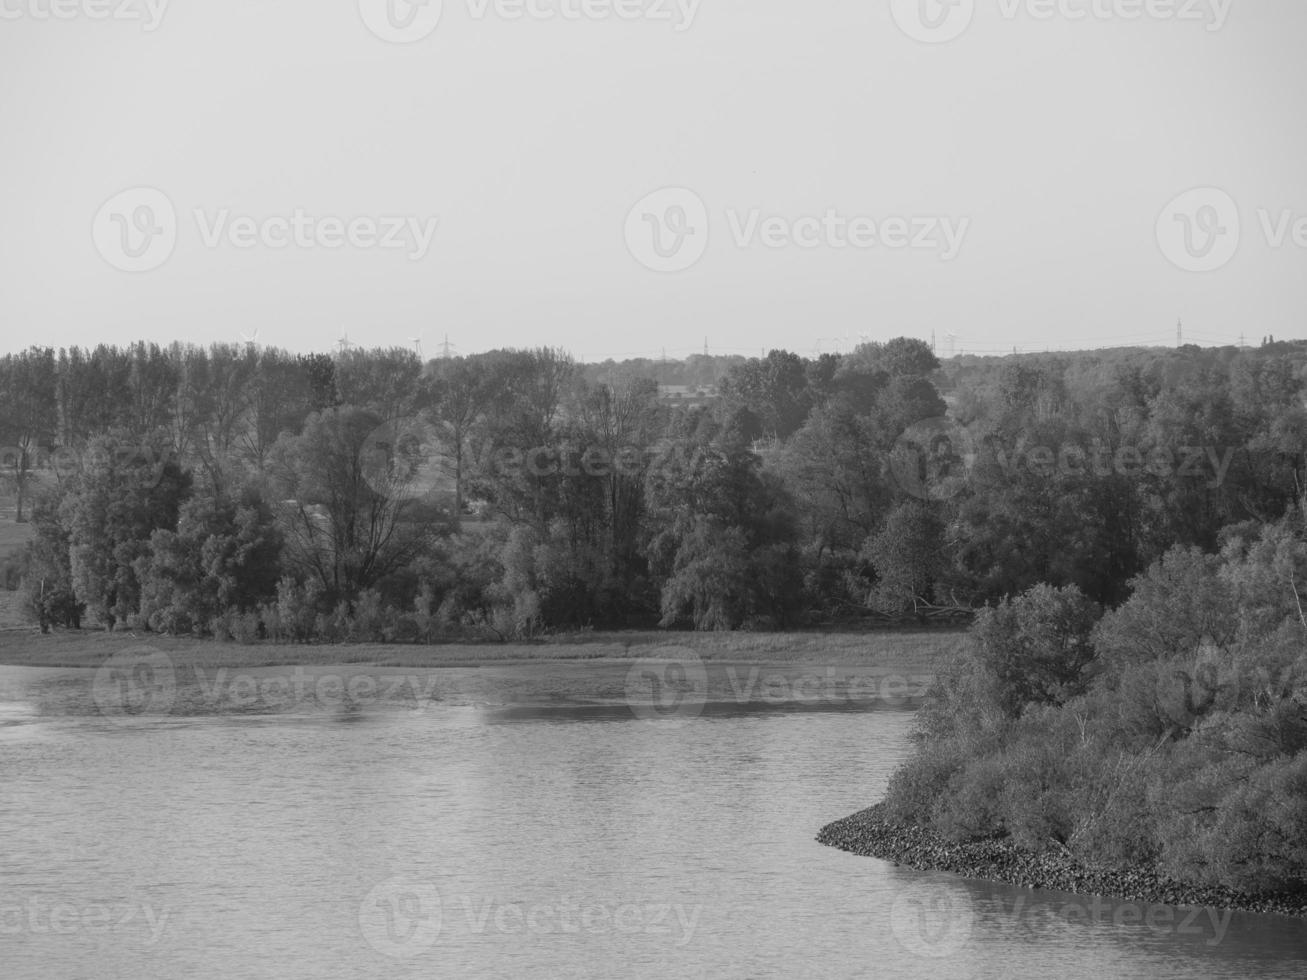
[{"left": 1, "top": 0, "right": 1305, "bottom": 361}]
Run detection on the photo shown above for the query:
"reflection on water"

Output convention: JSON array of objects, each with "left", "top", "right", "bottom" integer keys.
[{"left": 0, "top": 664, "right": 1303, "bottom": 980}]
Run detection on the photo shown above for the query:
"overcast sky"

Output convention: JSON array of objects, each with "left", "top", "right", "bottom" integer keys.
[{"left": 2, "top": 0, "right": 1304, "bottom": 361}]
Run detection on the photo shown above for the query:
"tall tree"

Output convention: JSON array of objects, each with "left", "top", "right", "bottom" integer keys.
[{"left": 0, "top": 348, "right": 57, "bottom": 521}]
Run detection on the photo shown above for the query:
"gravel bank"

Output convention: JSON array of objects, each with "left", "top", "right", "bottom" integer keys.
[{"left": 818, "top": 803, "right": 1307, "bottom": 918}]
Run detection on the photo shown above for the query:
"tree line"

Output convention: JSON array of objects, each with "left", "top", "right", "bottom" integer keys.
[{"left": 1, "top": 337, "right": 1305, "bottom": 640}]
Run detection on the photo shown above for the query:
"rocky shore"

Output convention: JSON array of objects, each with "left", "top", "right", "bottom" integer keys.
[{"left": 818, "top": 803, "right": 1307, "bottom": 918}]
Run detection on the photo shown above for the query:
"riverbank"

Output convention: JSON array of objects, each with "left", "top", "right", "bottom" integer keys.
[
  {"left": 0, "top": 628, "right": 960, "bottom": 670},
  {"left": 818, "top": 802, "right": 1307, "bottom": 918},
  {"left": 0, "top": 629, "right": 959, "bottom": 717}
]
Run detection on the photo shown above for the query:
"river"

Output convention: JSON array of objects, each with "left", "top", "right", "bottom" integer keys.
[{"left": 1, "top": 662, "right": 1303, "bottom": 978}]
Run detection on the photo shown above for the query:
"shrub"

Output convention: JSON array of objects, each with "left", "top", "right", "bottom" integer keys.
[
  {"left": 881, "top": 741, "right": 967, "bottom": 828},
  {"left": 351, "top": 589, "right": 387, "bottom": 643},
  {"left": 0, "top": 554, "right": 23, "bottom": 591}
]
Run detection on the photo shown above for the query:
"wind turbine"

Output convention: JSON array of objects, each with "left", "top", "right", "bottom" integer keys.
[
  {"left": 239, "top": 328, "right": 260, "bottom": 352},
  {"left": 336, "top": 329, "right": 356, "bottom": 356},
  {"left": 410, "top": 333, "right": 424, "bottom": 360}
]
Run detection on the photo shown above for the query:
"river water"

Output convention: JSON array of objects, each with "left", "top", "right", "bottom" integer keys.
[{"left": 1, "top": 661, "right": 1303, "bottom": 979}]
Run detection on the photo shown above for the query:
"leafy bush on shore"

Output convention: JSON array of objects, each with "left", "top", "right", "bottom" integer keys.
[{"left": 883, "top": 514, "right": 1307, "bottom": 896}]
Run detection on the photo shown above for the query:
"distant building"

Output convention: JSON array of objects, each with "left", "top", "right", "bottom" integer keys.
[{"left": 657, "top": 384, "right": 719, "bottom": 406}]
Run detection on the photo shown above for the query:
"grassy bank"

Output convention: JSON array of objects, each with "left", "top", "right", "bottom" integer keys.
[{"left": 0, "top": 627, "right": 962, "bottom": 672}]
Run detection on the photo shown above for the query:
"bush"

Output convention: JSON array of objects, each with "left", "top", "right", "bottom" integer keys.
[
  {"left": 0, "top": 554, "right": 23, "bottom": 591},
  {"left": 879, "top": 517, "right": 1307, "bottom": 896},
  {"left": 273, "top": 577, "right": 322, "bottom": 643},
  {"left": 933, "top": 753, "right": 1008, "bottom": 841},
  {"left": 351, "top": 589, "right": 387, "bottom": 643},
  {"left": 881, "top": 742, "right": 967, "bottom": 828}
]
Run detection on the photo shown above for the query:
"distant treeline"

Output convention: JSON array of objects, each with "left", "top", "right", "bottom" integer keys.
[{"left": 1, "top": 337, "right": 1305, "bottom": 641}]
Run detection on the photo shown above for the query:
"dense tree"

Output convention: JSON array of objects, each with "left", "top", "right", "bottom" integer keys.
[
  {"left": 0, "top": 347, "right": 57, "bottom": 521},
  {"left": 58, "top": 432, "right": 190, "bottom": 630},
  {"left": 268, "top": 407, "right": 437, "bottom": 603},
  {"left": 135, "top": 486, "right": 283, "bottom": 634},
  {"left": 5, "top": 336, "right": 1307, "bottom": 641}
]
